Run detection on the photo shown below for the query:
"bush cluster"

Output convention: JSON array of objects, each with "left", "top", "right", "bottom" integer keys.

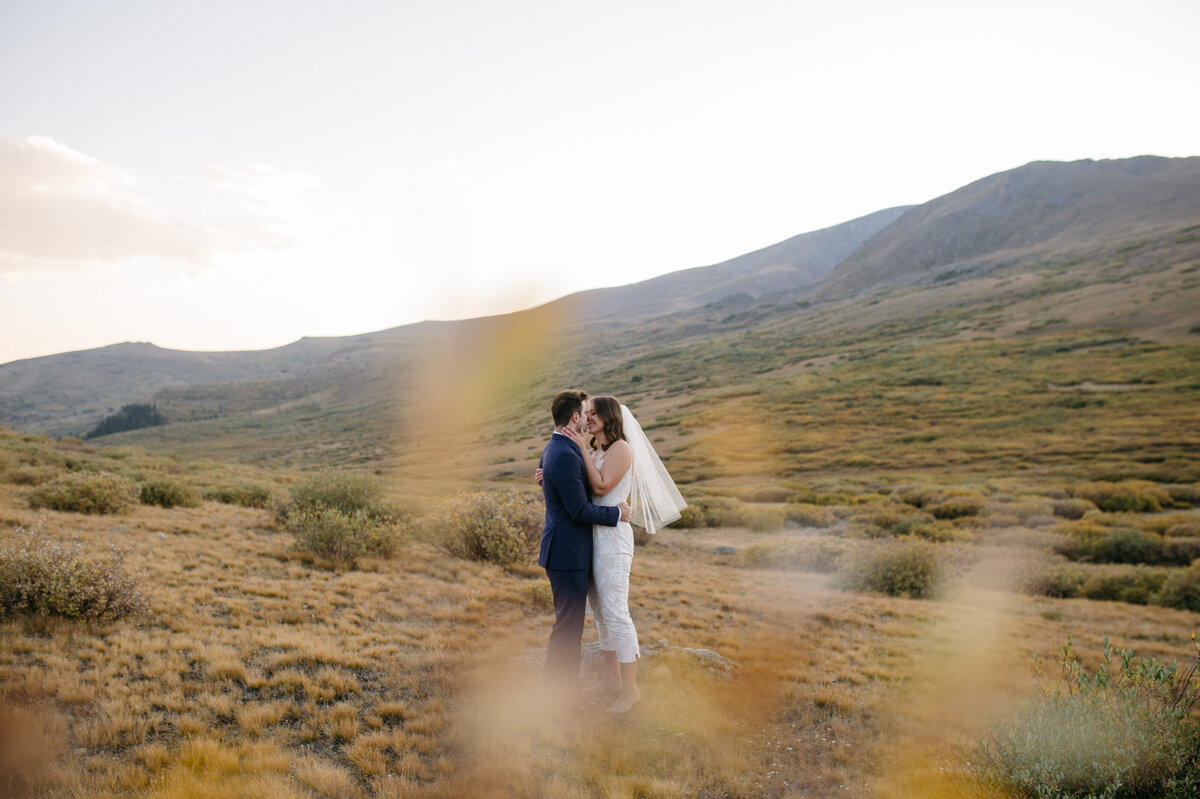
[
  {"left": 750, "top": 486, "right": 795, "bottom": 503},
  {"left": 1067, "top": 480, "right": 1174, "bottom": 513},
  {"left": 1019, "top": 562, "right": 1200, "bottom": 608},
  {"left": 0, "top": 522, "right": 149, "bottom": 621},
  {"left": 1051, "top": 498, "right": 1096, "bottom": 520},
  {"left": 784, "top": 503, "right": 837, "bottom": 528},
  {"left": 280, "top": 471, "right": 406, "bottom": 567},
  {"left": 834, "top": 539, "right": 946, "bottom": 599},
  {"left": 1165, "top": 484, "right": 1200, "bottom": 507},
  {"left": 1054, "top": 523, "right": 1200, "bottom": 568},
  {"left": 280, "top": 470, "right": 397, "bottom": 522},
  {"left": 139, "top": 478, "right": 200, "bottom": 509},
  {"left": 1157, "top": 562, "right": 1200, "bottom": 612},
  {"left": 743, "top": 536, "right": 859, "bottom": 573},
  {"left": 438, "top": 490, "right": 543, "bottom": 566},
  {"left": 732, "top": 505, "right": 786, "bottom": 532},
  {"left": 930, "top": 495, "right": 985, "bottom": 520},
  {"left": 203, "top": 483, "right": 274, "bottom": 509},
  {"left": 288, "top": 507, "right": 402, "bottom": 566},
  {"left": 970, "top": 636, "right": 1200, "bottom": 799},
  {"left": 27, "top": 471, "right": 140, "bottom": 514},
  {"left": 668, "top": 494, "right": 747, "bottom": 529}
]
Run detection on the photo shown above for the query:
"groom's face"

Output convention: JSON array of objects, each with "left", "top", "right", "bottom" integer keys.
[{"left": 571, "top": 408, "right": 587, "bottom": 434}]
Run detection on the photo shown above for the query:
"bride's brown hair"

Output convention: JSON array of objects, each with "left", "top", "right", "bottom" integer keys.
[{"left": 590, "top": 396, "right": 625, "bottom": 451}]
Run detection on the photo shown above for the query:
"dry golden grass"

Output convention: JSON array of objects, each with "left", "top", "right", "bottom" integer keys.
[{"left": 0, "top": 477, "right": 1197, "bottom": 798}]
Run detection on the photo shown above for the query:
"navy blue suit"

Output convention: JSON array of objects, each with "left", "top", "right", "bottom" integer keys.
[{"left": 539, "top": 432, "right": 621, "bottom": 677}]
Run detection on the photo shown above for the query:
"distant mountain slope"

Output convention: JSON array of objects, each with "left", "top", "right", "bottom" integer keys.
[
  {"left": 1, "top": 155, "right": 1197, "bottom": 462},
  {"left": 0, "top": 337, "right": 363, "bottom": 436},
  {"left": 0, "top": 205, "right": 908, "bottom": 437},
  {"left": 563, "top": 206, "right": 910, "bottom": 320},
  {"left": 816, "top": 156, "right": 1200, "bottom": 297}
]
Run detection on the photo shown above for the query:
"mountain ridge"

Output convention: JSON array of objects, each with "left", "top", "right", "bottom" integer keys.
[
  {"left": 814, "top": 155, "right": 1200, "bottom": 297},
  {"left": 2, "top": 154, "right": 1198, "bottom": 460}
]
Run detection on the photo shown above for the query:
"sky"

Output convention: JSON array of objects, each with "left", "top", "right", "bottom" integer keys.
[{"left": 1, "top": 0, "right": 1197, "bottom": 365}]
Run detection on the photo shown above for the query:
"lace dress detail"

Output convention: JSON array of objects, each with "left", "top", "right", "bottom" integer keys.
[{"left": 587, "top": 453, "right": 639, "bottom": 662}]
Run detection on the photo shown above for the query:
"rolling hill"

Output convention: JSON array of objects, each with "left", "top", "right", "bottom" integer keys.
[{"left": 1, "top": 155, "right": 1197, "bottom": 486}]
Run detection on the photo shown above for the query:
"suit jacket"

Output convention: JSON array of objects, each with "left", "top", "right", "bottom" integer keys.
[{"left": 539, "top": 432, "right": 621, "bottom": 570}]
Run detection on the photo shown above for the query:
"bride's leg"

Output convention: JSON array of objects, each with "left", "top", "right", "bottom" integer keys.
[
  {"left": 587, "top": 570, "right": 622, "bottom": 692},
  {"left": 607, "top": 660, "right": 640, "bottom": 713},
  {"left": 599, "top": 549, "right": 641, "bottom": 713}
]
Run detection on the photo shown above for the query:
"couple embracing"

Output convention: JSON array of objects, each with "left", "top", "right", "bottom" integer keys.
[{"left": 536, "top": 390, "right": 687, "bottom": 714}]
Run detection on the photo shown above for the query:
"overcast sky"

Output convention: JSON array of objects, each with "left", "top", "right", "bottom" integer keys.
[{"left": 2, "top": 0, "right": 1197, "bottom": 364}]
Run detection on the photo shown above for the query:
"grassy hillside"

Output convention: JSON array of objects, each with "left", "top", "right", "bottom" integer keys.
[{"left": 1, "top": 427, "right": 1198, "bottom": 798}]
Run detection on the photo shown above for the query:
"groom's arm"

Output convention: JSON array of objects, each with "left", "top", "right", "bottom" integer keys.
[{"left": 546, "top": 452, "right": 620, "bottom": 527}]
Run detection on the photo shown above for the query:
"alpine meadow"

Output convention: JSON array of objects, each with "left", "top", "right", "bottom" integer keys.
[{"left": 2, "top": 156, "right": 1199, "bottom": 799}]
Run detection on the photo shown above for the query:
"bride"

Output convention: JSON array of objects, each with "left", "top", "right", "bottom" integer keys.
[{"left": 560, "top": 395, "right": 687, "bottom": 713}]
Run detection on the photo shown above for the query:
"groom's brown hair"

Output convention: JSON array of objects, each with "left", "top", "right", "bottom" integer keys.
[{"left": 551, "top": 389, "right": 588, "bottom": 427}]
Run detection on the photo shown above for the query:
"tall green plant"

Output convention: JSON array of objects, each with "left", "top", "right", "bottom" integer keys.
[{"left": 970, "top": 635, "right": 1200, "bottom": 798}]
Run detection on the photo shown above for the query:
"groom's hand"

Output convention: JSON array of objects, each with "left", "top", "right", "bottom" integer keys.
[{"left": 617, "top": 501, "right": 631, "bottom": 523}]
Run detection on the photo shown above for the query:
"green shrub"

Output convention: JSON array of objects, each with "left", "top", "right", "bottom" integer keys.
[
  {"left": 438, "top": 490, "right": 543, "bottom": 566},
  {"left": 1164, "top": 484, "right": 1200, "bottom": 507},
  {"left": 1009, "top": 499, "right": 1057, "bottom": 521},
  {"left": 1166, "top": 522, "right": 1200, "bottom": 539},
  {"left": 1053, "top": 518, "right": 1111, "bottom": 541},
  {"left": 281, "top": 470, "right": 395, "bottom": 523},
  {"left": 1021, "top": 565, "right": 1088, "bottom": 599},
  {"left": 671, "top": 504, "right": 706, "bottom": 529},
  {"left": 3, "top": 464, "right": 59, "bottom": 486},
  {"left": 784, "top": 503, "right": 837, "bottom": 528},
  {"left": 931, "top": 496, "right": 985, "bottom": 519},
  {"left": 1162, "top": 538, "right": 1200, "bottom": 567},
  {"left": 895, "top": 513, "right": 968, "bottom": 543},
  {"left": 287, "top": 506, "right": 405, "bottom": 568},
  {"left": 727, "top": 505, "right": 785, "bottom": 532},
  {"left": 834, "top": 539, "right": 946, "bottom": 599},
  {"left": 892, "top": 511, "right": 936, "bottom": 537},
  {"left": 204, "top": 483, "right": 274, "bottom": 509},
  {"left": 28, "top": 471, "right": 140, "bottom": 514},
  {"left": 0, "top": 521, "right": 149, "bottom": 621},
  {"left": 1155, "top": 562, "right": 1200, "bottom": 612},
  {"left": 683, "top": 495, "right": 746, "bottom": 528},
  {"left": 986, "top": 512, "right": 1022, "bottom": 528},
  {"left": 750, "top": 486, "right": 795, "bottom": 503},
  {"left": 969, "top": 636, "right": 1200, "bottom": 799},
  {"left": 1087, "top": 529, "right": 1164, "bottom": 565},
  {"left": 1052, "top": 498, "right": 1096, "bottom": 520},
  {"left": 744, "top": 536, "right": 859, "bottom": 573},
  {"left": 899, "top": 486, "right": 939, "bottom": 508},
  {"left": 521, "top": 581, "right": 553, "bottom": 609},
  {"left": 1139, "top": 513, "right": 1200, "bottom": 536},
  {"left": 1068, "top": 481, "right": 1172, "bottom": 513},
  {"left": 1080, "top": 567, "right": 1167, "bottom": 605},
  {"left": 139, "top": 478, "right": 199, "bottom": 509},
  {"left": 849, "top": 505, "right": 905, "bottom": 533}
]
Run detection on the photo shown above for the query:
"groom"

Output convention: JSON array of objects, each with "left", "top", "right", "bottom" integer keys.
[{"left": 539, "top": 389, "right": 630, "bottom": 686}]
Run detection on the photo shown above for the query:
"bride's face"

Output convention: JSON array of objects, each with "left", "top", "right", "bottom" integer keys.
[{"left": 583, "top": 403, "right": 602, "bottom": 438}]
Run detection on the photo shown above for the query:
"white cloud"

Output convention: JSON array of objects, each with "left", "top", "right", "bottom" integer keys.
[{"left": 0, "top": 137, "right": 319, "bottom": 273}]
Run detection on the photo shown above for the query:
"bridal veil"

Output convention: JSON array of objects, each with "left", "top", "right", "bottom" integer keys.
[{"left": 620, "top": 404, "right": 687, "bottom": 534}]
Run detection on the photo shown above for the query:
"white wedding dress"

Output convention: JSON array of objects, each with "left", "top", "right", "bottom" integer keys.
[{"left": 587, "top": 453, "right": 639, "bottom": 663}]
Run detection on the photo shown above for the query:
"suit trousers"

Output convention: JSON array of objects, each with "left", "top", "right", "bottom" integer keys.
[{"left": 544, "top": 567, "right": 590, "bottom": 679}]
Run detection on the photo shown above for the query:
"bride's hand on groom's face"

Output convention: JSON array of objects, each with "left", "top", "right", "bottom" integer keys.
[{"left": 563, "top": 426, "right": 587, "bottom": 449}]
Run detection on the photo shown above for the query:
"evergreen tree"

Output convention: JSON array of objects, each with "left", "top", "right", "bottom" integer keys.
[{"left": 85, "top": 403, "right": 166, "bottom": 439}]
